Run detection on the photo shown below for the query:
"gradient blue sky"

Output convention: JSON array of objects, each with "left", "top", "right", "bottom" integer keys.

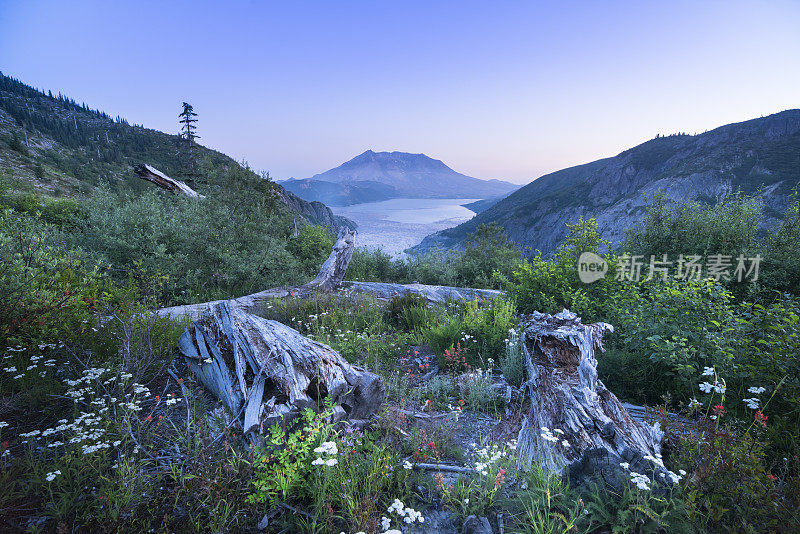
[{"left": 2, "top": 0, "right": 799, "bottom": 184}]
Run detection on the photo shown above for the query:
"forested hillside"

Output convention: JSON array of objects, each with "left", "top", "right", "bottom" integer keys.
[{"left": 0, "top": 72, "right": 349, "bottom": 230}]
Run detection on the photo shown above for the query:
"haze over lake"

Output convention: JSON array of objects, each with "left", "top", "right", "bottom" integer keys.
[{"left": 332, "top": 198, "right": 479, "bottom": 257}]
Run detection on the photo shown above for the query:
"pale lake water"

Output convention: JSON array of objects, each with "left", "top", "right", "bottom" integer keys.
[{"left": 332, "top": 198, "right": 480, "bottom": 257}]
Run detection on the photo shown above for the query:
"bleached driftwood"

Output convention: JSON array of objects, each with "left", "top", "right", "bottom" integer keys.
[
  {"left": 342, "top": 281, "right": 504, "bottom": 304},
  {"left": 298, "top": 228, "right": 356, "bottom": 293},
  {"left": 178, "top": 301, "right": 385, "bottom": 435},
  {"left": 515, "top": 310, "right": 663, "bottom": 482},
  {"left": 134, "top": 164, "right": 205, "bottom": 198}
]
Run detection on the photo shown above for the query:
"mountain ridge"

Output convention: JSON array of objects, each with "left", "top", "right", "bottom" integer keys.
[{"left": 413, "top": 109, "right": 800, "bottom": 256}]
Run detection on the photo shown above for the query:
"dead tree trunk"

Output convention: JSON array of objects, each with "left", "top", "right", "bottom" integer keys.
[
  {"left": 297, "top": 227, "right": 356, "bottom": 294},
  {"left": 178, "top": 301, "right": 385, "bottom": 436},
  {"left": 515, "top": 310, "right": 663, "bottom": 485},
  {"left": 134, "top": 164, "right": 205, "bottom": 198}
]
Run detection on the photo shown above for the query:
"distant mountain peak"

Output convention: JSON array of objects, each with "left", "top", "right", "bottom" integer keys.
[{"left": 287, "top": 150, "right": 519, "bottom": 205}]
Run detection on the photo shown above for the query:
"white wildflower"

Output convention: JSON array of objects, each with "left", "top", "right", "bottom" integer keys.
[
  {"left": 702, "top": 367, "right": 715, "bottom": 376},
  {"left": 45, "top": 470, "right": 61, "bottom": 482},
  {"left": 743, "top": 397, "right": 760, "bottom": 409},
  {"left": 699, "top": 382, "right": 713, "bottom": 393},
  {"left": 748, "top": 386, "right": 767, "bottom": 395}
]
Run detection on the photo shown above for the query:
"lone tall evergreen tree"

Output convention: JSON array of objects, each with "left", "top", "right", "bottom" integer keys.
[{"left": 178, "top": 102, "right": 199, "bottom": 176}]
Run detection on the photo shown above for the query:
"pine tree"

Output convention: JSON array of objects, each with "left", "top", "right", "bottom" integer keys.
[{"left": 178, "top": 102, "right": 199, "bottom": 176}]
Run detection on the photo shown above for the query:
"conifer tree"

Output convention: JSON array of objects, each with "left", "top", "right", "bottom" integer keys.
[{"left": 178, "top": 102, "right": 199, "bottom": 176}]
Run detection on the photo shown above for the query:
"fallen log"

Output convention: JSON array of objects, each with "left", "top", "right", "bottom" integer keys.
[
  {"left": 134, "top": 164, "right": 205, "bottom": 198},
  {"left": 342, "top": 281, "right": 504, "bottom": 304},
  {"left": 157, "top": 228, "right": 504, "bottom": 321},
  {"left": 515, "top": 309, "right": 664, "bottom": 486},
  {"left": 178, "top": 301, "right": 385, "bottom": 436}
]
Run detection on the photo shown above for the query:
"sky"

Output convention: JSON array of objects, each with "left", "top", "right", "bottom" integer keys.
[{"left": 1, "top": 0, "right": 799, "bottom": 184}]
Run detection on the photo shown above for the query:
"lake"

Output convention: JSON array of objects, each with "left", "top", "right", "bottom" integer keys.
[{"left": 332, "top": 198, "right": 480, "bottom": 257}]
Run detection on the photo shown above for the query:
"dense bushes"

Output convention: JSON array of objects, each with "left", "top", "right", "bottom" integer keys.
[{"left": 348, "top": 222, "right": 524, "bottom": 290}]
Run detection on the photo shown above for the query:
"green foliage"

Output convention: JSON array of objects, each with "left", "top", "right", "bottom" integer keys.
[
  {"left": 666, "top": 404, "right": 800, "bottom": 532},
  {"left": 346, "top": 223, "right": 522, "bottom": 290},
  {"left": 509, "top": 464, "right": 588, "bottom": 534},
  {"left": 7, "top": 132, "right": 28, "bottom": 155},
  {"left": 74, "top": 188, "right": 314, "bottom": 305},
  {"left": 347, "top": 246, "right": 398, "bottom": 282},
  {"left": 501, "top": 216, "right": 616, "bottom": 322},
  {"left": 426, "top": 297, "right": 517, "bottom": 369},
  {"left": 386, "top": 292, "right": 432, "bottom": 331},
  {"left": 439, "top": 441, "right": 515, "bottom": 518},
  {"left": 623, "top": 191, "right": 762, "bottom": 261},
  {"left": 249, "top": 403, "right": 334, "bottom": 505},
  {"left": 607, "top": 278, "right": 737, "bottom": 402},
  {"left": 583, "top": 480, "right": 692, "bottom": 534},
  {"left": 501, "top": 327, "right": 525, "bottom": 387},
  {"left": 761, "top": 197, "right": 800, "bottom": 294},
  {"left": 0, "top": 208, "right": 99, "bottom": 344},
  {"left": 286, "top": 223, "right": 335, "bottom": 275}
]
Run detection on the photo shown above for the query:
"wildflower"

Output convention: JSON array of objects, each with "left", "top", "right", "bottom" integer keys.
[
  {"left": 754, "top": 410, "right": 768, "bottom": 428},
  {"left": 0, "top": 421, "right": 8, "bottom": 428},
  {"left": 748, "top": 386, "right": 767, "bottom": 395},
  {"left": 699, "top": 382, "right": 713, "bottom": 393},
  {"left": 402, "top": 460, "right": 413, "bottom": 470},
  {"left": 743, "top": 397, "right": 760, "bottom": 409},
  {"left": 713, "top": 383, "right": 726, "bottom": 394},
  {"left": 679, "top": 469, "right": 687, "bottom": 475},
  {"left": 313, "top": 441, "right": 338, "bottom": 455},
  {"left": 713, "top": 405, "right": 727, "bottom": 416},
  {"left": 702, "top": 367, "right": 715, "bottom": 376},
  {"left": 45, "top": 470, "right": 61, "bottom": 482},
  {"left": 620, "top": 462, "right": 630, "bottom": 470},
  {"left": 629, "top": 472, "right": 651, "bottom": 491},
  {"left": 381, "top": 516, "right": 392, "bottom": 531},
  {"left": 324, "top": 458, "right": 338, "bottom": 467},
  {"left": 540, "top": 428, "right": 559, "bottom": 443},
  {"left": 688, "top": 398, "right": 702, "bottom": 409},
  {"left": 562, "top": 440, "right": 570, "bottom": 448}
]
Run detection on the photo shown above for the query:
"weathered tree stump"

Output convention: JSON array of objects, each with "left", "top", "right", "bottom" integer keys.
[
  {"left": 178, "top": 301, "right": 385, "bottom": 436},
  {"left": 515, "top": 310, "right": 663, "bottom": 483},
  {"left": 134, "top": 164, "right": 205, "bottom": 198},
  {"left": 297, "top": 227, "right": 356, "bottom": 294}
]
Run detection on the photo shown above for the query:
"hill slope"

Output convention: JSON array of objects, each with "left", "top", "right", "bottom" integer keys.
[
  {"left": 414, "top": 110, "right": 800, "bottom": 255},
  {"left": 0, "top": 72, "right": 350, "bottom": 230},
  {"left": 289, "top": 150, "right": 518, "bottom": 204}
]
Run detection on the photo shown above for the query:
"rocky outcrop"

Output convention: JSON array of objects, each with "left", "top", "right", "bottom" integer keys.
[{"left": 273, "top": 185, "right": 355, "bottom": 231}]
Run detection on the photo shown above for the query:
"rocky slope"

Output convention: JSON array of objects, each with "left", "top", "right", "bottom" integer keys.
[{"left": 414, "top": 110, "right": 800, "bottom": 255}]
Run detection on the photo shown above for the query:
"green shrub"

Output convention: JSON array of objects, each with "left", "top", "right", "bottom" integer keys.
[
  {"left": 74, "top": 188, "right": 308, "bottom": 305},
  {"left": 623, "top": 191, "right": 763, "bottom": 261},
  {"left": 761, "top": 197, "right": 800, "bottom": 294},
  {"left": 286, "top": 223, "right": 334, "bottom": 277},
  {"left": 501, "top": 216, "right": 617, "bottom": 322},
  {"left": 0, "top": 208, "right": 99, "bottom": 345}
]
